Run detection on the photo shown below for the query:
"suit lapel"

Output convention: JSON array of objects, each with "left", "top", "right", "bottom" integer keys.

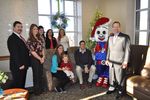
[{"left": 12, "top": 33, "right": 26, "bottom": 47}]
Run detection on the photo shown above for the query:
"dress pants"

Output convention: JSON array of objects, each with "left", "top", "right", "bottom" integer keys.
[
  {"left": 31, "top": 56, "right": 43, "bottom": 94},
  {"left": 109, "top": 63, "right": 126, "bottom": 89},
  {"left": 11, "top": 69, "right": 27, "bottom": 88},
  {"left": 76, "top": 65, "right": 96, "bottom": 84}
]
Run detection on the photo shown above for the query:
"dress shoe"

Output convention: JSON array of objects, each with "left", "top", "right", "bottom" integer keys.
[
  {"left": 106, "top": 86, "right": 115, "bottom": 94},
  {"left": 54, "top": 87, "right": 62, "bottom": 93},
  {"left": 80, "top": 84, "right": 86, "bottom": 90},
  {"left": 115, "top": 91, "right": 123, "bottom": 99},
  {"left": 106, "top": 90, "right": 115, "bottom": 94},
  {"left": 87, "top": 82, "right": 92, "bottom": 88}
]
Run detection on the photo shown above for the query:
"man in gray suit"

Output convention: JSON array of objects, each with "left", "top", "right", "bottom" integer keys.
[{"left": 106, "top": 21, "right": 130, "bottom": 98}]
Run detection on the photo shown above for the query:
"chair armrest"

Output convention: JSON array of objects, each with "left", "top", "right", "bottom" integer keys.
[{"left": 141, "top": 67, "right": 150, "bottom": 79}]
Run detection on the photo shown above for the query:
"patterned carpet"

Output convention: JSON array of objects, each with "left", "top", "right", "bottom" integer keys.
[{"left": 29, "top": 83, "right": 132, "bottom": 100}]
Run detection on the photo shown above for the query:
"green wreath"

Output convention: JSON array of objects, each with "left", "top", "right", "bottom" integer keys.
[{"left": 51, "top": 12, "right": 69, "bottom": 29}]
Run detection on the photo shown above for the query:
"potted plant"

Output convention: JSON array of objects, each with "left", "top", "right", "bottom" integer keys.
[{"left": 0, "top": 70, "right": 8, "bottom": 95}]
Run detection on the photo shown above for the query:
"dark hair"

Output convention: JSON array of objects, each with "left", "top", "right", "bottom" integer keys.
[
  {"left": 112, "top": 21, "right": 121, "bottom": 27},
  {"left": 38, "top": 26, "right": 44, "bottom": 30},
  {"left": 28, "top": 24, "right": 43, "bottom": 42},
  {"left": 45, "top": 29, "right": 56, "bottom": 49},
  {"left": 79, "top": 40, "right": 86, "bottom": 45},
  {"left": 13, "top": 21, "right": 22, "bottom": 27},
  {"left": 58, "top": 28, "right": 66, "bottom": 41},
  {"left": 46, "top": 29, "right": 54, "bottom": 38},
  {"left": 55, "top": 44, "right": 64, "bottom": 63}
]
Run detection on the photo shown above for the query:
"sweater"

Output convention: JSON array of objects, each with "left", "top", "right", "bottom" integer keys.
[{"left": 74, "top": 48, "right": 94, "bottom": 68}]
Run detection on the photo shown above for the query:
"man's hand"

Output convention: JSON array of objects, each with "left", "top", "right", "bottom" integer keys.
[
  {"left": 84, "top": 66, "right": 89, "bottom": 73},
  {"left": 105, "top": 60, "right": 109, "bottom": 66},
  {"left": 122, "top": 62, "right": 128, "bottom": 69},
  {"left": 19, "top": 65, "right": 25, "bottom": 70}
]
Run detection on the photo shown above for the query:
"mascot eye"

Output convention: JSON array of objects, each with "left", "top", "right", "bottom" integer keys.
[
  {"left": 103, "top": 31, "right": 106, "bottom": 34},
  {"left": 97, "top": 31, "right": 100, "bottom": 34}
]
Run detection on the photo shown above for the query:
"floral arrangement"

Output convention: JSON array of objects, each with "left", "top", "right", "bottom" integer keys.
[
  {"left": 51, "top": 12, "right": 69, "bottom": 29},
  {"left": 0, "top": 70, "right": 8, "bottom": 84}
]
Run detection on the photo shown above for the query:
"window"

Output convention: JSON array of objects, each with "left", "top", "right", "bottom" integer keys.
[
  {"left": 38, "top": 0, "right": 79, "bottom": 46},
  {"left": 135, "top": 0, "right": 150, "bottom": 45}
]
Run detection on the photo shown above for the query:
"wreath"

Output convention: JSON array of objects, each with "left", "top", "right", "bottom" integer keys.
[{"left": 51, "top": 12, "right": 69, "bottom": 29}]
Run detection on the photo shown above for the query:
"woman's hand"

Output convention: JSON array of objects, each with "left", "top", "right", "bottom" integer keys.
[{"left": 40, "top": 57, "right": 45, "bottom": 64}]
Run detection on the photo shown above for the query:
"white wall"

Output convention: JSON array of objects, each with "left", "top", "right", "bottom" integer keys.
[
  {"left": 0, "top": 0, "right": 38, "bottom": 72},
  {"left": 99, "top": 0, "right": 135, "bottom": 43}
]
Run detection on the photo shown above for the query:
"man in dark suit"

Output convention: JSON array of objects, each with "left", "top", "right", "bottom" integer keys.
[{"left": 7, "top": 21, "right": 30, "bottom": 88}]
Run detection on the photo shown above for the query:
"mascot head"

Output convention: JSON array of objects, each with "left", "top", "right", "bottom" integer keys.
[{"left": 90, "top": 17, "right": 111, "bottom": 42}]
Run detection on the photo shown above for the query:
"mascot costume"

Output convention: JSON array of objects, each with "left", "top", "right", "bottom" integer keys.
[{"left": 91, "top": 17, "right": 110, "bottom": 88}]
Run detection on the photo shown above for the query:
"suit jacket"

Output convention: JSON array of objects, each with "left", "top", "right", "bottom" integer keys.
[
  {"left": 7, "top": 33, "right": 30, "bottom": 71},
  {"left": 106, "top": 32, "right": 130, "bottom": 65}
]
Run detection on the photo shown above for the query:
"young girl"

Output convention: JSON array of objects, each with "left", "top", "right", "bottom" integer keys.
[{"left": 60, "top": 54, "right": 75, "bottom": 82}]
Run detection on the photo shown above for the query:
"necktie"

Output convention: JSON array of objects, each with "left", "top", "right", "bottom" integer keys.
[
  {"left": 113, "top": 35, "right": 117, "bottom": 44},
  {"left": 20, "top": 35, "right": 28, "bottom": 47}
]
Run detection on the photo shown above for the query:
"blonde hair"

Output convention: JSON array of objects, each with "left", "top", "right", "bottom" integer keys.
[{"left": 62, "top": 54, "right": 70, "bottom": 62}]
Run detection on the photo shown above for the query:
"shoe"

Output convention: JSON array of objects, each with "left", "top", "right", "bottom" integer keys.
[
  {"left": 96, "top": 77, "right": 104, "bottom": 87},
  {"left": 106, "top": 86, "right": 115, "bottom": 94},
  {"left": 60, "top": 88, "right": 67, "bottom": 93},
  {"left": 80, "top": 84, "right": 86, "bottom": 90},
  {"left": 106, "top": 90, "right": 115, "bottom": 94},
  {"left": 87, "top": 82, "right": 92, "bottom": 88},
  {"left": 102, "top": 78, "right": 109, "bottom": 88},
  {"left": 115, "top": 91, "right": 123, "bottom": 99},
  {"left": 54, "top": 87, "right": 62, "bottom": 93}
]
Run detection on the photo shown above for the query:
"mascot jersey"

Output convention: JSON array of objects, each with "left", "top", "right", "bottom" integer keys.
[{"left": 95, "top": 42, "right": 109, "bottom": 78}]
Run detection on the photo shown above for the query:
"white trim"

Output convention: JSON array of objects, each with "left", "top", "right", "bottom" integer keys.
[
  {"left": 135, "top": 0, "right": 150, "bottom": 45},
  {"left": 134, "top": 0, "right": 136, "bottom": 44},
  {"left": 136, "top": 8, "right": 150, "bottom": 11}
]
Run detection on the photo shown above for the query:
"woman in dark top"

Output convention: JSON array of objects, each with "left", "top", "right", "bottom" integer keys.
[
  {"left": 27, "top": 24, "right": 45, "bottom": 95},
  {"left": 45, "top": 29, "right": 57, "bottom": 49}
]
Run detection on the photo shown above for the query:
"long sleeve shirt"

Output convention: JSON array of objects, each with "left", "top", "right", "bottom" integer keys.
[
  {"left": 74, "top": 48, "right": 94, "bottom": 68},
  {"left": 50, "top": 55, "right": 58, "bottom": 73}
]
